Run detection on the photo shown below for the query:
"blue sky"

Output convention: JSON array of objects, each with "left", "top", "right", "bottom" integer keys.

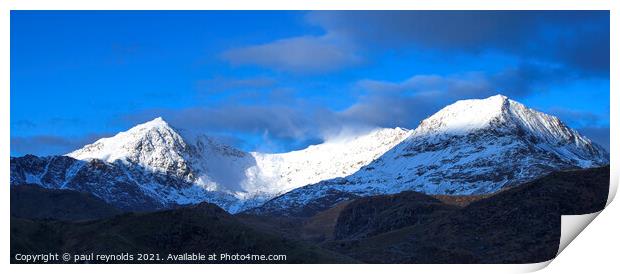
[{"left": 11, "top": 11, "right": 610, "bottom": 156}]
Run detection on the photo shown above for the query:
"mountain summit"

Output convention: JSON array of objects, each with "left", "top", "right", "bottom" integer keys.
[
  {"left": 413, "top": 94, "right": 607, "bottom": 166},
  {"left": 250, "top": 95, "right": 609, "bottom": 215},
  {"left": 415, "top": 94, "right": 512, "bottom": 135},
  {"left": 67, "top": 117, "right": 198, "bottom": 180},
  {"left": 66, "top": 117, "right": 255, "bottom": 192},
  {"left": 19, "top": 117, "right": 410, "bottom": 212},
  {"left": 11, "top": 95, "right": 608, "bottom": 214}
]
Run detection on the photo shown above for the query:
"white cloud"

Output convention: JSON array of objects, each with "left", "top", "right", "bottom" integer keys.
[{"left": 221, "top": 35, "right": 361, "bottom": 74}]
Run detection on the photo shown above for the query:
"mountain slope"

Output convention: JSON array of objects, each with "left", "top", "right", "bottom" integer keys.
[
  {"left": 250, "top": 95, "right": 609, "bottom": 216},
  {"left": 13, "top": 118, "right": 409, "bottom": 213},
  {"left": 66, "top": 117, "right": 257, "bottom": 197},
  {"left": 66, "top": 118, "right": 199, "bottom": 180},
  {"left": 348, "top": 95, "right": 608, "bottom": 193},
  {"left": 246, "top": 127, "right": 410, "bottom": 198},
  {"left": 11, "top": 95, "right": 608, "bottom": 214},
  {"left": 10, "top": 202, "right": 356, "bottom": 263},
  {"left": 10, "top": 154, "right": 240, "bottom": 211},
  {"left": 324, "top": 166, "right": 609, "bottom": 263},
  {"left": 11, "top": 185, "right": 122, "bottom": 221}
]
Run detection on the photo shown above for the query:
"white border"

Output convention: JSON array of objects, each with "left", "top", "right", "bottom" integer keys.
[{"left": 1, "top": 1, "right": 617, "bottom": 273}]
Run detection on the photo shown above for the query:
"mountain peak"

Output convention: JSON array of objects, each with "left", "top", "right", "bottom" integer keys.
[
  {"left": 130, "top": 116, "right": 171, "bottom": 131},
  {"left": 412, "top": 94, "right": 602, "bottom": 151},
  {"left": 415, "top": 94, "right": 514, "bottom": 135},
  {"left": 149, "top": 116, "right": 167, "bottom": 125},
  {"left": 66, "top": 117, "right": 192, "bottom": 174},
  {"left": 19, "top": 94, "right": 608, "bottom": 214},
  {"left": 488, "top": 93, "right": 509, "bottom": 101}
]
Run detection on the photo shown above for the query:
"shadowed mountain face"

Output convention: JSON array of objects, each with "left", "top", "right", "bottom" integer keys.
[
  {"left": 244, "top": 187, "right": 361, "bottom": 218},
  {"left": 8, "top": 95, "right": 611, "bottom": 264},
  {"left": 10, "top": 185, "right": 122, "bottom": 221},
  {"left": 10, "top": 202, "right": 355, "bottom": 264},
  {"left": 10, "top": 166, "right": 610, "bottom": 264},
  {"left": 11, "top": 155, "right": 184, "bottom": 211},
  {"left": 332, "top": 191, "right": 458, "bottom": 240},
  {"left": 10, "top": 95, "right": 609, "bottom": 216},
  {"left": 324, "top": 166, "right": 609, "bottom": 263},
  {"left": 249, "top": 96, "right": 609, "bottom": 216}
]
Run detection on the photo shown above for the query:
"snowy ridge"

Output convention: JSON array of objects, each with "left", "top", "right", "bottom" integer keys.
[
  {"left": 59, "top": 117, "right": 410, "bottom": 212},
  {"left": 12, "top": 94, "right": 609, "bottom": 214},
  {"left": 247, "top": 127, "right": 411, "bottom": 196},
  {"left": 250, "top": 94, "right": 609, "bottom": 215},
  {"left": 67, "top": 117, "right": 196, "bottom": 180},
  {"left": 414, "top": 94, "right": 510, "bottom": 136},
  {"left": 413, "top": 95, "right": 606, "bottom": 166}
]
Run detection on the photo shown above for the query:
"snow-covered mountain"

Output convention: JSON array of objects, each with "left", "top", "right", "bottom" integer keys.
[
  {"left": 10, "top": 94, "right": 608, "bottom": 214},
  {"left": 12, "top": 117, "right": 410, "bottom": 212},
  {"left": 66, "top": 118, "right": 257, "bottom": 196},
  {"left": 9, "top": 154, "right": 242, "bottom": 211},
  {"left": 245, "top": 127, "right": 410, "bottom": 197},
  {"left": 249, "top": 95, "right": 609, "bottom": 216}
]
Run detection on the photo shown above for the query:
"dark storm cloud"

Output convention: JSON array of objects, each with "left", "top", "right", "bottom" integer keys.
[
  {"left": 308, "top": 11, "right": 537, "bottom": 50},
  {"left": 547, "top": 29, "right": 610, "bottom": 76},
  {"left": 307, "top": 10, "right": 609, "bottom": 75}
]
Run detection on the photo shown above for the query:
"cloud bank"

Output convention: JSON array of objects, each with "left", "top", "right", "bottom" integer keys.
[
  {"left": 12, "top": 11, "right": 609, "bottom": 155},
  {"left": 221, "top": 35, "right": 361, "bottom": 74},
  {"left": 221, "top": 11, "right": 609, "bottom": 76}
]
